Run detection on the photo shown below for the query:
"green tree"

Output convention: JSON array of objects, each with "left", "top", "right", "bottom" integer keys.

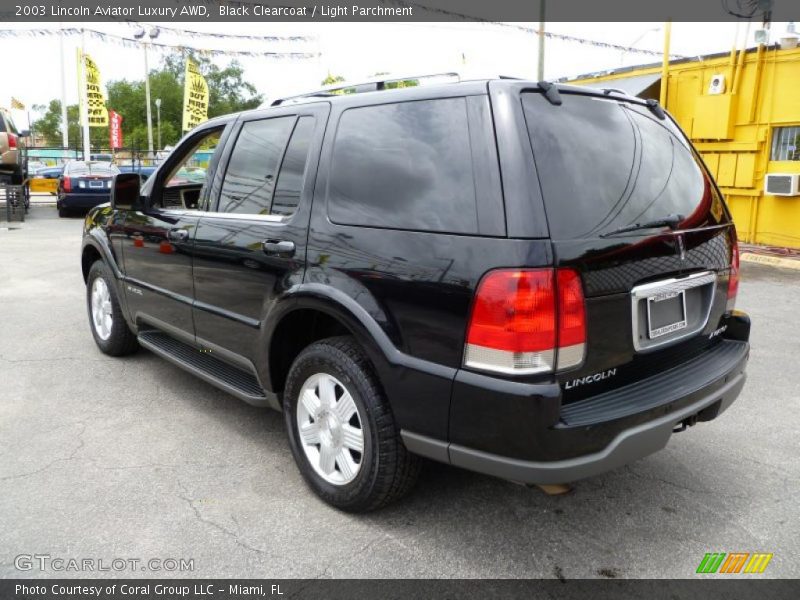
[
  {"left": 161, "top": 52, "right": 262, "bottom": 118},
  {"left": 321, "top": 73, "right": 346, "bottom": 86},
  {"left": 33, "top": 51, "right": 263, "bottom": 151},
  {"left": 32, "top": 100, "right": 107, "bottom": 148},
  {"left": 369, "top": 72, "right": 419, "bottom": 89}
]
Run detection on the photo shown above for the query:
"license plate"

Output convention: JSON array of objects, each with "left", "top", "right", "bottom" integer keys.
[
  {"left": 89, "top": 180, "right": 103, "bottom": 188},
  {"left": 647, "top": 290, "right": 687, "bottom": 339}
]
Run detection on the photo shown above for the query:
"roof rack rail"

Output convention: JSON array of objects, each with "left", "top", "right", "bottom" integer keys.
[
  {"left": 270, "top": 72, "right": 461, "bottom": 106},
  {"left": 645, "top": 98, "right": 666, "bottom": 120},
  {"left": 537, "top": 81, "right": 562, "bottom": 106}
]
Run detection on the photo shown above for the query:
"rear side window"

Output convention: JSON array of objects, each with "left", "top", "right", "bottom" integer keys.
[
  {"left": 0, "top": 112, "right": 18, "bottom": 134},
  {"left": 218, "top": 116, "right": 295, "bottom": 215},
  {"left": 522, "top": 93, "right": 730, "bottom": 240},
  {"left": 271, "top": 116, "right": 315, "bottom": 217},
  {"left": 328, "top": 98, "right": 479, "bottom": 234}
]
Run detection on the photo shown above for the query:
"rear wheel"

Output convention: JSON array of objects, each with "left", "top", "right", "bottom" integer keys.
[
  {"left": 58, "top": 206, "right": 68, "bottom": 218},
  {"left": 86, "top": 261, "right": 138, "bottom": 356},
  {"left": 284, "top": 336, "right": 420, "bottom": 512}
]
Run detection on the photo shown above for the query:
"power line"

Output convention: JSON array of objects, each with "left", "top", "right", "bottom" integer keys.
[
  {"left": 0, "top": 28, "right": 319, "bottom": 59},
  {"left": 127, "top": 21, "right": 316, "bottom": 43}
]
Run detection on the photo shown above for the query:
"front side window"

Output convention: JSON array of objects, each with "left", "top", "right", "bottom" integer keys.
[
  {"left": 164, "top": 129, "right": 221, "bottom": 190},
  {"left": 154, "top": 128, "right": 223, "bottom": 210},
  {"left": 218, "top": 117, "right": 295, "bottom": 215},
  {"left": 771, "top": 126, "right": 800, "bottom": 161},
  {"left": 328, "top": 98, "right": 479, "bottom": 234}
]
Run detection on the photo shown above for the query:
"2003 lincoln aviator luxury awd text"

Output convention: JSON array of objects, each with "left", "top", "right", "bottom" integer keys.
[{"left": 81, "top": 77, "right": 750, "bottom": 511}]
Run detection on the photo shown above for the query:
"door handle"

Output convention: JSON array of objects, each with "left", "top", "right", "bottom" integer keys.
[
  {"left": 262, "top": 239, "right": 295, "bottom": 257},
  {"left": 168, "top": 229, "right": 189, "bottom": 241}
]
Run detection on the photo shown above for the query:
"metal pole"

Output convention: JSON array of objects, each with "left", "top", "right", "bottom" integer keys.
[
  {"left": 659, "top": 21, "right": 672, "bottom": 107},
  {"left": 144, "top": 43, "right": 154, "bottom": 160},
  {"left": 155, "top": 98, "right": 161, "bottom": 151},
  {"left": 59, "top": 21, "right": 69, "bottom": 148},
  {"left": 537, "top": 0, "right": 546, "bottom": 80},
  {"left": 79, "top": 30, "right": 91, "bottom": 161}
]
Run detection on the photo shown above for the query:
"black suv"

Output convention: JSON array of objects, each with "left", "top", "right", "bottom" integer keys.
[{"left": 81, "top": 79, "right": 750, "bottom": 512}]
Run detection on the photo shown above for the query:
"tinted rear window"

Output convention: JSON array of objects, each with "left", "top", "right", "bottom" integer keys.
[
  {"left": 522, "top": 93, "right": 729, "bottom": 240},
  {"left": 328, "top": 98, "right": 478, "bottom": 234},
  {"left": 271, "top": 116, "right": 315, "bottom": 217},
  {"left": 67, "top": 162, "right": 119, "bottom": 176}
]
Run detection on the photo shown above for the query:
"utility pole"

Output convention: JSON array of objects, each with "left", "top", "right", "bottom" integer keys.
[
  {"left": 659, "top": 21, "right": 672, "bottom": 107},
  {"left": 134, "top": 26, "right": 159, "bottom": 161},
  {"left": 79, "top": 29, "right": 91, "bottom": 161},
  {"left": 537, "top": 0, "right": 546, "bottom": 80},
  {"left": 143, "top": 43, "right": 153, "bottom": 158},
  {"left": 59, "top": 22, "right": 69, "bottom": 148},
  {"left": 155, "top": 98, "right": 161, "bottom": 151}
]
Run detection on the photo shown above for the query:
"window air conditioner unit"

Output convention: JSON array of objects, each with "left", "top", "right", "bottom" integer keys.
[
  {"left": 708, "top": 74, "right": 726, "bottom": 95},
  {"left": 765, "top": 173, "right": 800, "bottom": 196}
]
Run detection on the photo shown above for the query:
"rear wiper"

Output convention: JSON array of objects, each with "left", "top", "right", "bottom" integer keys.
[{"left": 600, "top": 214, "right": 684, "bottom": 238}]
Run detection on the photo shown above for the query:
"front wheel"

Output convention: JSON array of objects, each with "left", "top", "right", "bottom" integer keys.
[
  {"left": 86, "top": 261, "right": 139, "bottom": 356},
  {"left": 284, "top": 336, "right": 420, "bottom": 512}
]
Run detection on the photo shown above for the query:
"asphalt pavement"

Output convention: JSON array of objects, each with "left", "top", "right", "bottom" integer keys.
[{"left": 1, "top": 206, "right": 798, "bottom": 579}]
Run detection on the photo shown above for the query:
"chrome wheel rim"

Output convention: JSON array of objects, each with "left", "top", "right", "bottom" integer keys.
[
  {"left": 296, "top": 373, "right": 365, "bottom": 485},
  {"left": 90, "top": 278, "right": 113, "bottom": 341}
]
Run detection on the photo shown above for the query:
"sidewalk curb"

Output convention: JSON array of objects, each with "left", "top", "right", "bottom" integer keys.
[{"left": 740, "top": 252, "right": 800, "bottom": 271}]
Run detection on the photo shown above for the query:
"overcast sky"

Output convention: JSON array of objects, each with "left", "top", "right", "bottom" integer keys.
[{"left": 0, "top": 20, "right": 789, "bottom": 126}]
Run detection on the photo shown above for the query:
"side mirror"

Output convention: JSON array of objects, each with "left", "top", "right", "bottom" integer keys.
[
  {"left": 19, "top": 129, "right": 31, "bottom": 138},
  {"left": 110, "top": 173, "right": 141, "bottom": 211}
]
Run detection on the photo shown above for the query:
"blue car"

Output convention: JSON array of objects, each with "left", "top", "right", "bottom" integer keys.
[
  {"left": 117, "top": 164, "right": 157, "bottom": 181},
  {"left": 57, "top": 161, "right": 120, "bottom": 217}
]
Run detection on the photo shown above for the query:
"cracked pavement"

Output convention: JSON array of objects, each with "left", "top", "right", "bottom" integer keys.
[{"left": 1, "top": 207, "right": 798, "bottom": 578}]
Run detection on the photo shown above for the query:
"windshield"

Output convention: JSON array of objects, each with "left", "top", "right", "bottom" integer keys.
[{"left": 521, "top": 92, "right": 730, "bottom": 240}]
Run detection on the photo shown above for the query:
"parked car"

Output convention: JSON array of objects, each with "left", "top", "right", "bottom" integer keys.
[
  {"left": 81, "top": 79, "right": 750, "bottom": 512},
  {"left": 0, "top": 107, "right": 28, "bottom": 185},
  {"left": 33, "top": 165, "right": 63, "bottom": 179},
  {"left": 32, "top": 165, "right": 64, "bottom": 195},
  {"left": 117, "top": 164, "right": 157, "bottom": 182},
  {"left": 58, "top": 160, "right": 120, "bottom": 217},
  {"left": 26, "top": 160, "right": 46, "bottom": 175}
]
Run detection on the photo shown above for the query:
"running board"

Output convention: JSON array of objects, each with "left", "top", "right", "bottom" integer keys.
[{"left": 137, "top": 330, "right": 279, "bottom": 410}]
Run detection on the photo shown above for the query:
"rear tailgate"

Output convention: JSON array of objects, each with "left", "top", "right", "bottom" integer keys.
[{"left": 521, "top": 89, "right": 736, "bottom": 403}]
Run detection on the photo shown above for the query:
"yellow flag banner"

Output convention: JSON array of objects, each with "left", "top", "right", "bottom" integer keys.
[
  {"left": 83, "top": 53, "right": 108, "bottom": 127},
  {"left": 182, "top": 59, "right": 209, "bottom": 132}
]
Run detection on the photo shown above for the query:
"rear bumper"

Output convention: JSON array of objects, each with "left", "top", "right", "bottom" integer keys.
[
  {"left": 1, "top": 148, "right": 19, "bottom": 165},
  {"left": 437, "top": 370, "right": 744, "bottom": 484},
  {"left": 402, "top": 313, "right": 750, "bottom": 484},
  {"left": 58, "top": 193, "right": 111, "bottom": 209}
]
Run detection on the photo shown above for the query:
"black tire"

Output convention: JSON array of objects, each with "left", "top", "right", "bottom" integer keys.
[
  {"left": 58, "top": 206, "right": 68, "bottom": 218},
  {"left": 86, "top": 261, "right": 139, "bottom": 356},
  {"left": 284, "top": 336, "right": 421, "bottom": 512}
]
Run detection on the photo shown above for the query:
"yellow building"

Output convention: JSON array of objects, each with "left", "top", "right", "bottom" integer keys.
[{"left": 569, "top": 43, "right": 800, "bottom": 248}]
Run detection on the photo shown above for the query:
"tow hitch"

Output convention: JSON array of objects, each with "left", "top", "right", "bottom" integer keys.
[{"left": 673, "top": 414, "right": 699, "bottom": 433}]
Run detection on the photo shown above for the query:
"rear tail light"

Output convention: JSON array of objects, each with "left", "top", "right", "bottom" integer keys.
[
  {"left": 464, "top": 268, "right": 586, "bottom": 375},
  {"left": 727, "top": 236, "right": 740, "bottom": 311},
  {"left": 62, "top": 178, "right": 71, "bottom": 192},
  {"left": 7, "top": 133, "right": 17, "bottom": 149},
  {"left": 555, "top": 269, "right": 587, "bottom": 370}
]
